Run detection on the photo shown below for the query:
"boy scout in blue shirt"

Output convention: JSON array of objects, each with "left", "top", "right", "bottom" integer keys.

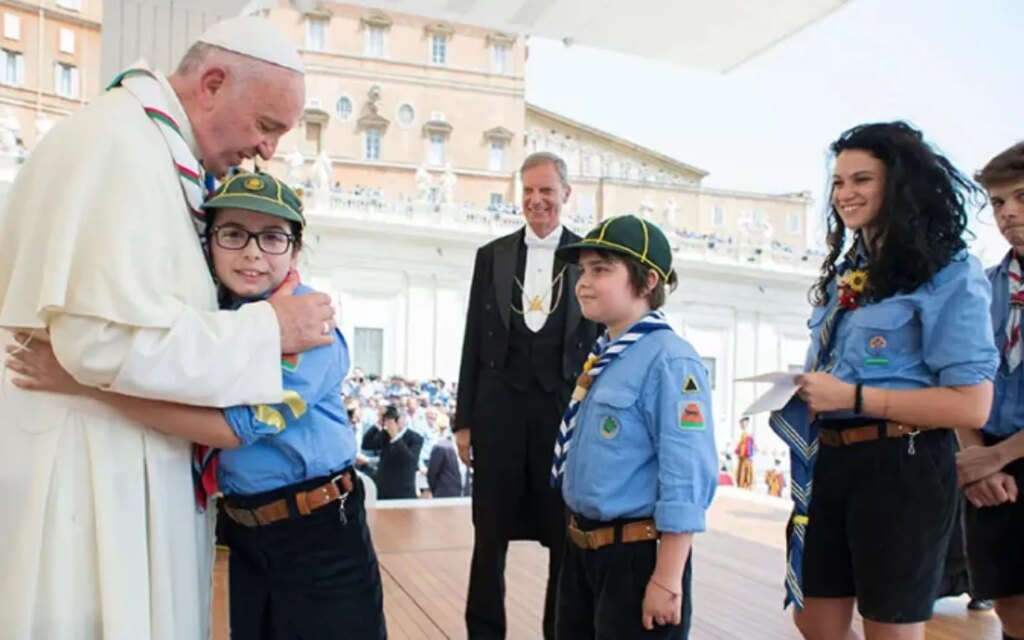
[
  {"left": 550, "top": 215, "right": 718, "bottom": 639},
  {"left": 6, "top": 172, "right": 386, "bottom": 639},
  {"left": 960, "top": 144, "right": 1024, "bottom": 640}
]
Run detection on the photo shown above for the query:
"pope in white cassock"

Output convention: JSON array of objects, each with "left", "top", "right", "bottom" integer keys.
[{"left": 0, "top": 17, "right": 337, "bottom": 639}]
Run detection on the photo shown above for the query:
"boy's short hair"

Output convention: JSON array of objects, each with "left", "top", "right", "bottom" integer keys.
[
  {"left": 592, "top": 249, "right": 678, "bottom": 310},
  {"left": 557, "top": 215, "right": 677, "bottom": 310},
  {"left": 976, "top": 142, "right": 1024, "bottom": 189}
]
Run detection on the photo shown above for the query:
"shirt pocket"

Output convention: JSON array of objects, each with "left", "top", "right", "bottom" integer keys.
[
  {"left": 584, "top": 387, "right": 643, "bottom": 453},
  {"left": 843, "top": 302, "right": 919, "bottom": 378},
  {"left": 808, "top": 304, "right": 830, "bottom": 329}
]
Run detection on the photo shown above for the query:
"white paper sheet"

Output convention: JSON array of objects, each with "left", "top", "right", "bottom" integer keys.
[{"left": 735, "top": 371, "right": 801, "bottom": 415}]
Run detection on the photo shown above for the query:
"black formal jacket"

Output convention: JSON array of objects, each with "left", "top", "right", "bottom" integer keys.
[
  {"left": 426, "top": 438, "right": 464, "bottom": 498},
  {"left": 454, "top": 227, "right": 600, "bottom": 434},
  {"left": 362, "top": 427, "right": 424, "bottom": 500}
]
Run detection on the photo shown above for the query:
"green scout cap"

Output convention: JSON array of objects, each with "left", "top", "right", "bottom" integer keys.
[
  {"left": 556, "top": 215, "right": 674, "bottom": 281},
  {"left": 202, "top": 171, "right": 305, "bottom": 227}
]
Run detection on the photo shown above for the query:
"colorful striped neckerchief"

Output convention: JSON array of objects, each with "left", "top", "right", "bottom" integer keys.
[
  {"left": 108, "top": 63, "right": 218, "bottom": 510},
  {"left": 107, "top": 62, "right": 207, "bottom": 235},
  {"left": 550, "top": 310, "right": 673, "bottom": 486},
  {"left": 769, "top": 242, "right": 865, "bottom": 610},
  {"left": 1005, "top": 250, "right": 1024, "bottom": 372}
]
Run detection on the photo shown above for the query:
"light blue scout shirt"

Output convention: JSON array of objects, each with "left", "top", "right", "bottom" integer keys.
[
  {"left": 807, "top": 252, "right": 997, "bottom": 421},
  {"left": 218, "top": 284, "right": 357, "bottom": 495},
  {"left": 561, "top": 328, "right": 718, "bottom": 533},
  {"left": 983, "top": 252, "right": 1024, "bottom": 438},
  {"left": 771, "top": 249, "right": 998, "bottom": 609}
]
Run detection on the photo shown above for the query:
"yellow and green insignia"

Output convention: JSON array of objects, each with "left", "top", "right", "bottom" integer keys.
[
  {"left": 683, "top": 375, "right": 700, "bottom": 394},
  {"left": 281, "top": 353, "right": 301, "bottom": 372},
  {"left": 600, "top": 416, "right": 620, "bottom": 439},
  {"left": 244, "top": 176, "right": 265, "bottom": 191},
  {"left": 678, "top": 401, "right": 706, "bottom": 430},
  {"left": 254, "top": 404, "right": 287, "bottom": 433},
  {"left": 282, "top": 390, "right": 307, "bottom": 420}
]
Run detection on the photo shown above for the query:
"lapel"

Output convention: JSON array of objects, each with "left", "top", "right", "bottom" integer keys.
[
  {"left": 493, "top": 228, "right": 523, "bottom": 329},
  {"left": 560, "top": 227, "right": 582, "bottom": 340}
]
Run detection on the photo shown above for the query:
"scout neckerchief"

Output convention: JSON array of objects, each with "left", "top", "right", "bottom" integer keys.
[
  {"left": 550, "top": 310, "right": 672, "bottom": 486},
  {"left": 107, "top": 62, "right": 208, "bottom": 236},
  {"left": 769, "top": 244, "right": 864, "bottom": 610},
  {"left": 108, "top": 63, "right": 218, "bottom": 511},
  {"left": 1005, "top": 250, "right": 1024, "bottom": 372}
]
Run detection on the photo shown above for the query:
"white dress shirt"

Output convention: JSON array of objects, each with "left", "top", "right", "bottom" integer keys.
[{"left": 521, "top": 224, "right": 565, "bottom": 333}]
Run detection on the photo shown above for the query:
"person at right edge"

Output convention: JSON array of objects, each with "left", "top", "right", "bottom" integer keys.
[
  {"left": 957, "top": 143, "right": 1024, "bottom": 640},
  {"left": 770, "top": 122, "right": 998, "bottom": 640}
]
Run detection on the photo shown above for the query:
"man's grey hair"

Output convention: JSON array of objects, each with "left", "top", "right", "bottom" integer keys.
[
  {"left": 173, "top": 42, "right": 262, "bottom": 84},
  {"left": 520, "top": 151, "right": 569, "bottom": 186}
]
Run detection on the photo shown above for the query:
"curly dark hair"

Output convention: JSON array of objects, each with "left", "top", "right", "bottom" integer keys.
[{"left": 811, "top": 121, "right": 981, "bottom": 306}]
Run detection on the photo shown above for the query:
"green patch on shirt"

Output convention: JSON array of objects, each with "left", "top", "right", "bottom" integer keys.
[{"left": 600, "top": 416, "right": 620, "bottom": 439}]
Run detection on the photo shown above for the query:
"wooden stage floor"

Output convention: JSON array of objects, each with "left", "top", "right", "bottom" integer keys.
[{"left": 213, "top": 488, "right": 1000, "bottom": 639}]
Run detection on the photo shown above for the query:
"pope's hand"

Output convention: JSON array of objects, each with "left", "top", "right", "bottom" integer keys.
[{"left": 268, "top": 271, "right": 336, "bottom": 354}]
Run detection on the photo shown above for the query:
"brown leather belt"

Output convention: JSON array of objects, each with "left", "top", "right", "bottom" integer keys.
[
  {"left": 568, "top": 515, "right": 659, "bottom": 550},
  {"left": 818, "top": 422, "right": 933, "bottom": 447},
  {"left": 223, "top": 471, "right": 355, "bottom": 528}
]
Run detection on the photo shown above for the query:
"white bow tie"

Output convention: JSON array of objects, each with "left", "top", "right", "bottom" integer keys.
[{"left": 525, "top": 231, "right": 561, "bottom": 250}]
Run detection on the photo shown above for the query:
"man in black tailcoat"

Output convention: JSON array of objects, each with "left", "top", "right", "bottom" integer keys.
[{"left": 455, "top": 152, "right": 600, "bottom": 639}]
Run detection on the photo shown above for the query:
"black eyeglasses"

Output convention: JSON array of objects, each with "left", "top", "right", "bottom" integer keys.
[{"left": 212, "top": 225, "right": 295, "bottom": 255}]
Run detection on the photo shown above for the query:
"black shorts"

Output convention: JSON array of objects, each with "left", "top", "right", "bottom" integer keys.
[
  {"left": 964, "top": 432, "right": 1024, "bottom": 600},
  {"left": 220, "top": 473, "right": 387, "bottom": 640},
  {"left": 797, "top": 425, "right": 957, "bottom": 624},
  {"left": 556, "top": 514, "right": 694, "bottom": 640}
]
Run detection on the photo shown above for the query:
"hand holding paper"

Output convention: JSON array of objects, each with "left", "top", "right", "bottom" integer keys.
[{"left": 736, "top": 372, "right": 801, "bottom": 415}]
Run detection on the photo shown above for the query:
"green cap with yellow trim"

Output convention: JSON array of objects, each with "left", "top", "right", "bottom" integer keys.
[
  {"left": 556, "top": 214, "right": 674, "bottom": 281},
  {"left": 202, "top": 170, "right": 305, "bottom": 227}
]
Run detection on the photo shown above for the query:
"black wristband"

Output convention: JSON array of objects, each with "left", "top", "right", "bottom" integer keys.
[{"left": 854, "top": 383, "right": 864, "bottom": 414}]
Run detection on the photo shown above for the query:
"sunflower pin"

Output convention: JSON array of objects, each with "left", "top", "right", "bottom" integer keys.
[{"left": 837, "top": 269, "right": 868, "bottom": 310}]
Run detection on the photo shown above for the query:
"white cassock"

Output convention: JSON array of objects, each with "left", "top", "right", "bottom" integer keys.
[{"left": 0, "top": 71, "right": 283, "bottom": 639}]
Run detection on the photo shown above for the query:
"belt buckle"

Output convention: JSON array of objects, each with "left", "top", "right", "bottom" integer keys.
[
  {"left": 227, "top": 505, "right": 258, "bottom": 528},
  {"left": 330, "top": 471, "right": 354, "bottom": 495},
  {"left": 569, "top": 526, "right": 589, "bottom": 549},
  {"left": 329, "top": 472, "right": 352, "bottom": 525}
]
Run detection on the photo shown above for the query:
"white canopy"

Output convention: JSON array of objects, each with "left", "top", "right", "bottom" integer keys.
[
  {"left": 101, "top": 0, "right": 850, "bottom": 81},
  {"left": 330, "top": 0, "right": 849, "bottom": 71}
]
